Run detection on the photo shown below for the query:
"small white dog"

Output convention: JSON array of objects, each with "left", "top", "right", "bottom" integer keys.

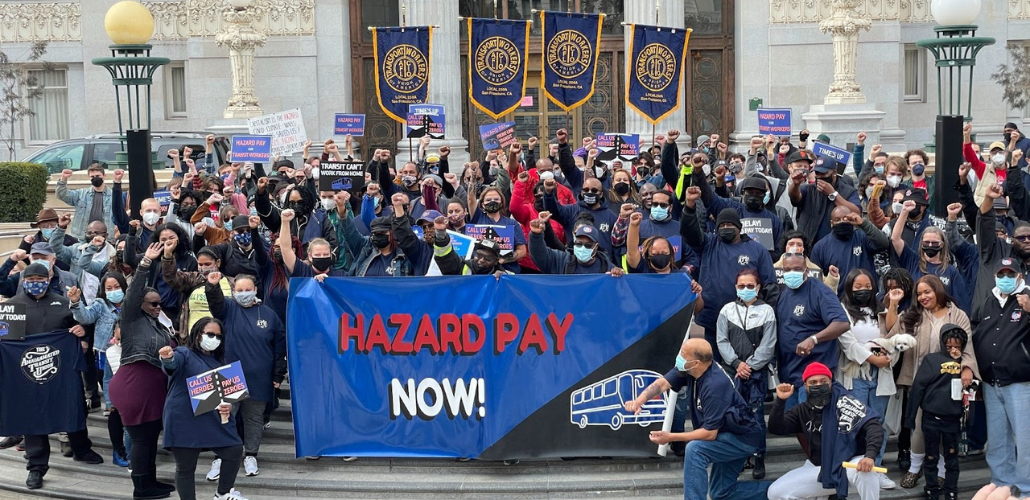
[{"left": 867, "top": 333, "right": 917, "bottom": 355}]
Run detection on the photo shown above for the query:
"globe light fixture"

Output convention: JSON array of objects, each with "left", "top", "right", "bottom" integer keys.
[
  {"left": 103, "top": 1, "right": 155, "bottom": 45},
  {"left": 930, "top": 0, "right": 981, "bottom": 27}
]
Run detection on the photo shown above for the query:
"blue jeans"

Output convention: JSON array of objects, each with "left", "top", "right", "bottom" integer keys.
[
  {"left": 983, "top": 381, "right": 1030, "bottom": 493},
  {"left": 682, "top": 431, "right": 771, "bottom": 500},
  {"left": 734, "top": 372, "right": 767, "bottom": 455},
  {"left": 849, "top": 371, "right": 890, "bottom": 466},
  {"left": 102, "top": 357, "right": 114, "bottom": 408}
]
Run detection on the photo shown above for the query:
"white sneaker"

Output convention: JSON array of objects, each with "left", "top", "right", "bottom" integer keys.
[
  {"left": 213, "top": 488, "right": 249, "bottom": 500},
  {"left": 878, "top": 472, "right": 897, "bottom": 490},
  {"left": 244, "top": 456, "right": 259, "bottom": 476},
  {"left": 206, "top": 458, "right": 221, "bottom": 481}
]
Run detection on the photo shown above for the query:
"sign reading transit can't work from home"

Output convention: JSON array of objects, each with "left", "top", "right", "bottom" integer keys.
[{"left": 318, "top": 160, "right": 366, "bottom": 193}]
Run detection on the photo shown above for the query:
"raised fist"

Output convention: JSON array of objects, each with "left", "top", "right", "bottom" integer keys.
[
  {"left": 249, "top": 215, "right": 260, "bottom": 229},
  {"left": 113, "top": 169, "right": 124, "bottom": 182},
  {"left": 667, "top": 129, "right": 680, "bottom": 142},
  {"left": 629, "top": 212, "right": 643, "bottom": 226},
  {"left": 857, "top": 132, "right": 867, "bottom": 145},
  {"left": 527, "top": 136, "right": 538, "bottom": 148},
  {"left": 58, "top": 213, "right": 72, "bottom": 229},
  {"left": 257, "top": 177, "right": 269, "bottom": 192},
  {"left": 985, "top": 183, "right": 1004, "bottom": 199},
  {"left": 439, "top": 146, "right": 451, "bottom": 157},
  {"left": 281, "top": 208, "right": 296, "bottom": 222},
  {"left": 517, "top": 171, "right": 529, "bottom": 183},
  {"left": 61, "top": 169, "right": 73, "bottom": 181},
  {"left": 555, "top": 128, "right": 568, "bottom": 144},
  {"left": 159, "top": 346, "right": 174, "bottom": 359},
  {"left": 685, "top": 186, "right": 701, "bottom": 203},
  {"left": 620, "top": 203, "right": 636, "bottom": 218},
  {"left": 9, "top": 249, "right": 26, "bottom": 262},
  {"left": 66, "top": 286, "right": 81, "bottom": 302},
  {"left": 543, "top": 178, "right": 557, "bottom": 193},
  {"left": 206, "top": 134, "right": 216, "bottom": 145},
  {"left": 776, "top": 383, "right": 794, "bottom": 401},
  {"left": 434, "top": 216, "right": 448, "bottom": 232},
  {"left": 194, "top": 221, "right": 208, "bottom": 234},
  {"left": 947, "top": 202, "right": 963, "bottom": 218},
  {"left": 206, "top": 271, "right": 222, "bottom": 285}
]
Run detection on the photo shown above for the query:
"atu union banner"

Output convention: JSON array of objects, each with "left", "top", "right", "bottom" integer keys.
[
  {"left": 540, "top": 12, "right": 603, "bottom": 112},
  {"left": 626, "top": 24, "right": 691, "bottom": 125},
  {"left": 467, "top": 18, "right": 530, "bottom": 120},
  {"left": 372, "top": 26, "right": 433, "bottom": 124},
  {"left": 286, "top": 275, "right": 697, "bottom": 459}
]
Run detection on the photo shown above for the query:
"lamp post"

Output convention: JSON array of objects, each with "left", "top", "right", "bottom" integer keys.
[
  {"left": 916, "top": 0, "right": 994, "bottom": 217},
  {"left": 91, "top": 1, "right": 169, "bottom": 218}
]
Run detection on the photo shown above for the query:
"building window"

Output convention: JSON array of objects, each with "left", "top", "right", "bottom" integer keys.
[
  {"left": 166, "top": 63, "right": 187, "bottom": 118},
  {"left": 27, "top": 69, "right": 69, "bottom": 142},
  {"left": 904, "top": 44, "right": 925, "bottom": 102}
]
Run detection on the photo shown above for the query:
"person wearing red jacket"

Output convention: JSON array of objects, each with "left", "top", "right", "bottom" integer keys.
[
  {"left": 509, "top": 171, "right": 568, "bottom": 272},
  {"left": 963, "top": 122, "right": 1009, "bottom": 185}
]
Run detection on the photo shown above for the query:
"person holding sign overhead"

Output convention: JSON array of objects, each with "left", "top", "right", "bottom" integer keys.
[{"left": 158, "top": 318, "right": 248, "bottom": 500}]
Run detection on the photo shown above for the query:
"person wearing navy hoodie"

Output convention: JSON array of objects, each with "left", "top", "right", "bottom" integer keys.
[
  {"left": 204, "top": 272, "right": 285, "bottom": 481},
  {"left": 158, "top": 318, "right": 248, "bottom": 500},
  {"left": 542, "top": 175, "right": 618, "bottom": 261},
  {"left": 528, "top": 213, "right": 623, "bottom": 276},
  {"left": 701, "top": 170, "right": 783, "bottom": 257},
  {"left": 810, "top": 206, "right": 889, "bottom": 297},
  {"left": 681, "top": 186, "right": 778, "bottom": 363},
  {"left": 768, "top": 362, "right": 884, "bottom": 500},
  {"left": 775, "top": 253, "right": 850, "bottom": 410}
]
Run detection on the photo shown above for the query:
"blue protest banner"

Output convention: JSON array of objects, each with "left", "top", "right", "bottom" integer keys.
[
  {"left": 447, "top": 230, "right": 477, "bottom": 259},
  {"left": 372, "top": 27, "right": 432, "bottom": 124},
  {"left": 334, "top": 114, "right": 365, "bottom": 136},
  {"left": 479, "top": 122, "right": 518, "bottom": 151},
  {"left": 596, "top": 133, "right": 640, "bottom": 158},
  {"left": 230, "top": 135, "right": 273, "bottom": 162},
  {"left": 540, "top": 12, "right": 603, "bottom": 112},
  {"left": 286, "top": 275, "right": 697, "bottom": 459},
  {"left": 406, "top": 104, "right": 446, "bottom": 139},
  {"left": 467, "top": 19, "right": 530, "bottom": 120},
  {"left": 187, "top": 361, "right": 249, "bottom": 416},
  {"left": 757, "top": 108, "right": 791, "bottom": 136},
  {"left": 626, "top": 25, "right": 690, "bottom": 124},
  {"left": 153, "top": 190, "right": 172, "bottom": 215},
  {"left": 812, "top": 141, "right": 852, "bottom": 166}
]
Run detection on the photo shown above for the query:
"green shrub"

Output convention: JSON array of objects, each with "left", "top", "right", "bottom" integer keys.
[{"left": 0, "top": 162, "right": 47, "bottom": 222}]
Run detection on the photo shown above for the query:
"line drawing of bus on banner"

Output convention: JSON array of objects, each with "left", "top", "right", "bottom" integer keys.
[{"left": 570, "top": 369, "right": 668, "bottom": 431}]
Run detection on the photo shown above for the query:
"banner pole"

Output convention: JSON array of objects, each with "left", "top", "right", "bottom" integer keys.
[{"left": 409, "top": 137, "right": 414, "bottom": 162}]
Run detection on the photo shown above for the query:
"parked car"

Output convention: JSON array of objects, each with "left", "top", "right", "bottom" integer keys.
[{"left": 25, "top": 132, "right": 231, "bottom": 174}]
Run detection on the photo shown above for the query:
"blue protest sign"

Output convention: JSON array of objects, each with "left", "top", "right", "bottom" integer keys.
[
  {"left": 757, "top": 108, "right": 791, "bottom": 136},
  {"left": 447, "top": 230, "right": 477, "bottom": 259},
  {"left": 286, "top": 275, "right": 698, "bottom": 459},
  {"left": 334, "top": 114, "right": 365, "bottom": 136},
  {"left": 153, "top": 190, "right": 172, "bottom": 215},
  {"left": 479, "top": 122, "right": 518, "bottom": 151},
  {"left": 812, "top": 141, "right": 852, "bottom": 166},
  {"left": 465, "top": 224, "right": 515, "bottom": 255},
  {"left": 596, "top": 133, "right": 640, "bottom": 158},
  {"left": 230, "top": 135, "right": 273, "bottom": 162},
  {"left": 187, "top": 360, "right": 249, "bottom": 416},
  {"left": 406, "top": 104, "right": 445, "bottom": 139}
]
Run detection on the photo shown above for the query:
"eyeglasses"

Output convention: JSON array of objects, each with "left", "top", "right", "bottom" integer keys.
[
  {"left": 582, "top": 188, "right": 602, "bottom": 194},
  {"left": 85, "top": 232, "right": 108, "bottom": 238},
  {"left": 735, "top": 284, "right": 758, "bottom": 290},
  {"left": 652, "top": 202, "right": 671, "bottom": 208},
  {"left": 921, "top": 241, "right": 942, "bottom": 248},
  {"left": 997, "top": 271, "right": 1018, "bottom": 279}
]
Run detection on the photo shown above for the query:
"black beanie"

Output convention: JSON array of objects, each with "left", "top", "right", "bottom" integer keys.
[{"left": 716, "top": 208, "right": 742, "bottom": 230}]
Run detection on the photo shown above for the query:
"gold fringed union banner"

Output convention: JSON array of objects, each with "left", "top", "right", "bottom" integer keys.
[
  {"left": 540, "top": 12, "right": 603, "bottom": 112},
  {"left": 467, "top": 18, "right": 531, "bottom": 120},
  {"left": 626, "top": 25, "right": 691, "bottom": 124},
  {"left": 372, "top": 26, "right": 433, "bottom": 123}
]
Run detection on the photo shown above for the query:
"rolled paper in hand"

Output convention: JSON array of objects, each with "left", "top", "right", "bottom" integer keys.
[
  {"left": 841, "top": 461, "right": 887, "bottom": 473},
  {"left": 219, "top": 402, "right": 230, "bottom": 424}
]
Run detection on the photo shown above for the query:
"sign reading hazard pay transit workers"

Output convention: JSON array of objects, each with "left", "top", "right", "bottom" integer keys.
[{"left": 286, "top": 275, "right": 697, "bottom": 459}]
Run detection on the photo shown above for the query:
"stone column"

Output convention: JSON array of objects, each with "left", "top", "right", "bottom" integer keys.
[
  {"left": 215, "top": 0, "right": 266, "bottom": 119},
  {"left": 623, "top": 0, "right": 690, "bottom": 147},
  {"left": 395, "top": 0, "right": 470, "bottom": 165},
  {"left": 819, "top": 0, "right": 872, "bottom": 105}
]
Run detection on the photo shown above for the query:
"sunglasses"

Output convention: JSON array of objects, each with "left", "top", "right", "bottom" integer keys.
[
  {"left": 997, "top": 271, "right": 1018, "bottom": 279},
  {"left": 652, "top": 202, "right": 671, "bottom": 208},
  {"left": 582, "top": 188, "right": 602, "bottom": 194},
  {"left": 145, "top": 301, "right": 162, "bottom": 306},
  {"left": 1014, "top": 235, "right": 1030, "bottom": 242},
  {"left": 735, "top": 284, "right": 758, "bottom": 290},
  {"left": 573, "top": 242, "right": 595, "bottom": 248},
  {"left": 922, "top": 241, "right": 942, "bottom": 248},
  {"left": 202, "top": 332, "right": 222, "bottom": 338}
]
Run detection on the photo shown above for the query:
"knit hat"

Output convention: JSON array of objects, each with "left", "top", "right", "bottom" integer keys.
[
  {"left": 423, "top": 174, "right": 443, "bottom": 187},
  {"left": 715, "top": 208, "right": 742, "bottom": 230},
  {"left": 696, "top": 134, "right": 711, "bottom": 148},
  {"left": 802, "top": 362, "right": 833, "bottom": 382}
]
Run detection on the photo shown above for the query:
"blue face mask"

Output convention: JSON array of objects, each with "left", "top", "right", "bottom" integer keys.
[
  {"left": 737, "top": 287, "right": 758, "bottom": 302},
  {"left": 234, "top": 231, "right": 252, "bottom": 247},
  {"left": 996, "top": 276, "right": 1018, "bottom": 294},
  {"left": 783, "top": 270, "right": 805, "bottom": 289},
  {"left": 912, "top": 163, "right": 926, "bottom": 176},
  {"left": 41, "top": 227, "right": 55, "bottom": 239},
  {"left": 23, "top": 280, "right": 48, "bottom": 296},
  {"left": 650, "top": 205, "right": 669, "bottom": 221},
  {"left": 875, "top": 165, "right": 884, "bottom": 174},
  {"left": 763, "top": 192, "right": 771, "bottom": 205},
  {"left": 675, "top": 354, "right": 688, "bottom": 372},
  {"left": 224, "top": 220, "right": 234, "bottom": 232},
  {"left": 106, "top": 289, "right": 125, "bottom": 304},
  {"left": 573, "top": 245, "right": 594, "bottom": 263},
  {"left": 33, "top": 260, "right": 51, "bottom": 271},
  {"left": 249, "top": 207, "right": 258, "bottom": 216}
]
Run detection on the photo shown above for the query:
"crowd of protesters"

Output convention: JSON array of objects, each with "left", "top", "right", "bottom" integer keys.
[{"left": 1, "top": 123, "right": 1029, "bottom": 500}]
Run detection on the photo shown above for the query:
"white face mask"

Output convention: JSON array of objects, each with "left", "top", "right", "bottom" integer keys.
[
  {"left": 993, "top": 153, "right": 1006, "bottom": 166},
  {"left": 142, "top": 212, "right": 160, "bottom": 226},
  {"left": 539, "top": 170, "right": 555, "bottom": 181},
  {"left": 199, "top": 334, "right": 221, "bottom": 352},
  {"left": 311, "top": 167, "right": 320, "bottom": 180},
  {"left": 886, "top": 175, "right": 901, "bottom": 188},
  {"left": 320, "top": 198, "right": 335, "bottom": 211},
  {"left": 702, "top": 164, "right": 711, "bottom": 176},
  {"left": 891, "top": 201, "right": 904, "bottom": 214}
]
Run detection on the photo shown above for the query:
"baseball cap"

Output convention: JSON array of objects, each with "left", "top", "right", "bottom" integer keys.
[
  {"left": 574, "top": 225, "right": 599, "bottom": 243},
  {"left": 785, "top": 150, "right": 815, "bottom": 164},
  {"left": 23, "top": 263, "right": 49, "bottom": 279},
  {"left": 813, "top": 156, "right": 836, "bottom": 173},
  {"left": 473, "top": 238, "right": 501, "bottom": 257},
  {"left": 902, "top": 188, "right": 930, "bottom": 206},
  {"left": 989, "top": 141, "right": 1007, "bottom": 152},
  {"left": 29, "top": 242, "right": 54, "bottom": 256},
  {"left": 417, "top": 210, "right": 442, "bottom": 225},
  {"left": 994, "top": 257, "right": 1021, "bottom": 275}
]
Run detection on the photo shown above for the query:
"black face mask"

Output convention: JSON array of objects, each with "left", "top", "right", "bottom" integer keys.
[
  {"left": 1005, "top": 133, "right": 1013, "bottom": 143},
  {"left": 614, "top": 182, "right": 631, "bottom": 195},
  {"left": 311, "top": 256, "right": 333, "bottom": 271},
  {"left": 816, "top": 175, "right": 836, "bottom": 187},
  {"left": 908, "top": 207, "right": 923, "bottom": 220},
  {"left": 115, "top": 249, "right": 124, "bottom": 262},
  {"left": 637, "top": 167, "right": 650, "bottom": 178},
  {"left": 806, "top": 383, "right": 832, "bottom": 409},
  {"left": 718, "top": 227, "right": 737, "bottom": 243},
  {"left": 832, "top": 223, "right": 854, "bottom": 241},
  {"left": 648, "top": 253, "right": 672, "bottom": 270},
  {"left": 744, "top": 195, "right": 764, "bottom": 211},
  {"left": 90, "top": 176, "right": 104, "bottom": 187},
  {"left": 288, "top": 202, "right": 304, "bottom": 213},
  {"left": 852, "top": 289, "right": 872, "bottom": 304},
  {"left": 371, "top": 233, "right": 392, "bottom": 249},
  {"left": 483, "top": 201, "right": 503, "bottom": 214},
  {"left": 272, "top": 249, "right": 283, "bottom": 262},
  {"left": 179, "top": 205, "right": 197, "bottom": 219},
  {"left": 533, "top": 195, "right": 544, "bottom": 212},
  {"left": 921, "top": 245, "right": 942, "bottom": 258}
]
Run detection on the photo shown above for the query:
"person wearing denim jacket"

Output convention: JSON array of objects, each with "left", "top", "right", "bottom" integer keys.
[
  {"left": 55, "top": 163, "right": 114, "bottom": 240},
  {"left": 70, "top": 272, "right": 127, "bottom": 409}
]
